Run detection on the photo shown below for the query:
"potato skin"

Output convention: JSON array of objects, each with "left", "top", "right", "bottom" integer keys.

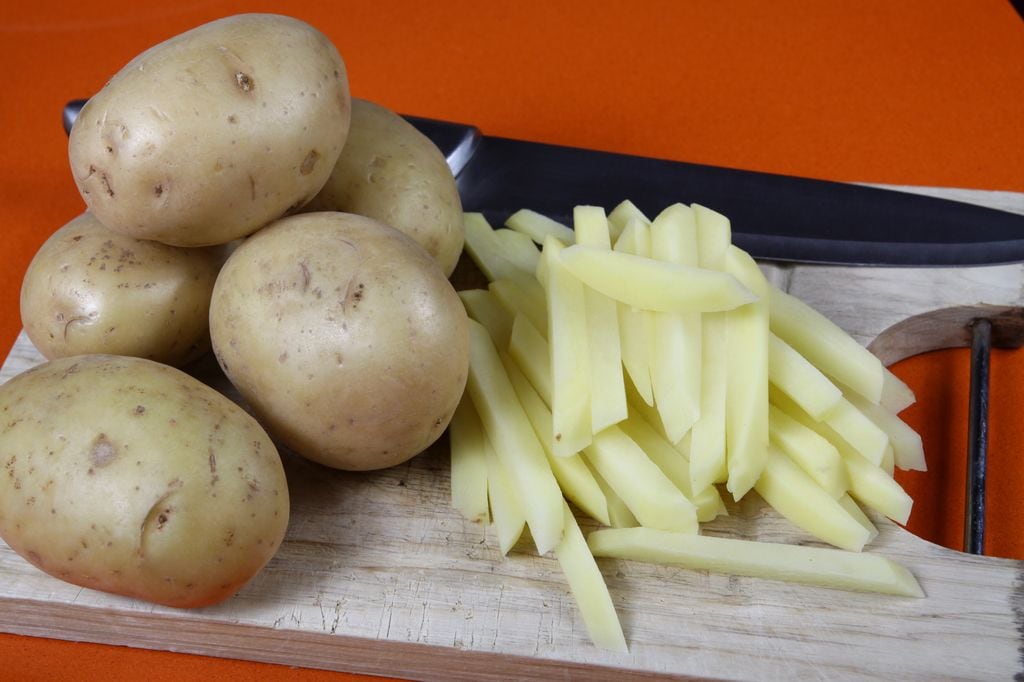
[
  {"left": 68, "top": 14, "right": 351, "bottom": 246},
  {"left": 20, "top": 212, "right": 222, "bottom": 366},
  {"left": 305, "top": 99, "right": 464, "bottom": 276},
  {"left": 0, "top": 355, "right": 289, "bottom": 608},
  {"left": 210, "top": 212, "right": 469, "bottom": 471}
]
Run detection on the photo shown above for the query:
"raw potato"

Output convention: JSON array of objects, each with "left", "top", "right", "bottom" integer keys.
[
  {"left": 210, "top": 211, "right": 469, "bottom": 471},
  {"left": 20, "top": 212, "right": 222, "bottom": 366},
  {"left": 305, "top": 98, "right": 464, "bottom": 276},
  {"left": 0, "top": 355, "right": 289, "bottom": 608},
  {"left": 69, "top": 14, "right": 351, "bottom": 247}
]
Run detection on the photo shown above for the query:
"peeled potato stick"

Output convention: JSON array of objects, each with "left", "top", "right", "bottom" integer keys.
[
  {"left": 590, "top": 465, "right": 639, "bottom": 528},
  {"left": 483, "top": 435, "right": 525, "bottom": 555},
  {"left": 493, "top": 228, "right": 541, "bottom": 274},
  {"left": 689, "top": 312, "right": 728, "bottom": 492},
  {"left": 881, "top": 443, "right": 895, "bottom": 477},
  {"left": 554, "top": 501, "right": 628, "bottom": 653},
  {"left": 769, "top": 285, "right": 885, "bottom": 404},
  {"left": 607, "top": 199, "right": 650, "bottom": 239},
  {"left": 542, "top": 237, "right": 593, "bottom": 456},
  {"left": 769, "top": 333, "right": 843, "bottom": 420},
  {"left": 489, "top": 277, "right": 549, "bottom": 339},
  {"left": 584, "top": 426, "right": 698, "bottom": 533},
  {"left": 724, "top": 246, "right": 770, "bottom": 500},
  {"left": 587, "top": 527, "right": 923, "bottom": 598},
  {"left": 649, "top": 205, "right": 702, "bottom": 442},
  {"left": 614, "top": 218, "right": 655, "bottom": 405},
  {"left": 770, "top": 386, "right": 885, "bottom": 468},
  {"left": 838, "top": 493, "right": 879, "bottom": 543},
  {"left": 573, "top": 206, "right": 627, "bottom": 432},
  {"left": 466, "top": 320, "right": 564, "bottom": 554},
  {"left": 845, "top": 391, "right": 926, "bottom": 471},
  {"left": 448, "top": 395, "right": 490, "bottom": 524},
  {"left": 768, "top": 404, "right": 847, "bottom": 499},
  {"left": 464, "top": 213, "right": 529, "bottom": 282},
  {"left": 505, "top": 208, "right": 575, "bottom": 246},
  {"left": 754, "top": 445, "right": 871, "bottom": 552},
  {"left": 459, "top": 289, "right": 513, "bottom": 350},
  {"left": 501, "top": 351, "right": 611, "bottom": 526},
  {"left": 619, "top": 413, "right": 724, "bottom": 523},
  {"left": 693, "top": 203, "right": 731, "bottom": 269},
  {"left": 844, "top": 448, "right": 913, "bottom": 525},
  {"left": 508, "top": 314, "right": 552, "bottom": 405},
  {"left": 560, "top": 245, "right": 756, "bottom": 313},
  {"left": 821, "top": 397, "right": 891, "bottom": 465},
  {"left": 880, "top": 367, "right": 916, "bottom": 413}
]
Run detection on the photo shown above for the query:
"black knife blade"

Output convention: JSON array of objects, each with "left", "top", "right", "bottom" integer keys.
[{"left": 63, "top": 99, "right": 1024, "bottom": 266}]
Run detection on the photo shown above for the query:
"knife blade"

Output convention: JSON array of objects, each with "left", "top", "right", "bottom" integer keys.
[{"left": 62, "top": 99, "right": 1024, "bottom": 266}]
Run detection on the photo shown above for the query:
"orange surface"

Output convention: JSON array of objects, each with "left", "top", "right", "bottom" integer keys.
[{"left": 1, "top": 1, "right": 1023, "bottom": 679}]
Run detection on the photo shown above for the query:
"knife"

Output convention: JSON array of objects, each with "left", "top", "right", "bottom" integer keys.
[{"left": 62, "top": 99, "right": 1024, "bottom": 266}]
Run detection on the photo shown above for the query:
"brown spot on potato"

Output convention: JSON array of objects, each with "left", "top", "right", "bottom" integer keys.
[
  {"left": 99, "top": 172, "right": 115, "bottom": 198},
  {"left": 227, "top": 114, "right": 238, "bottom": 124},
  {"left": 153, "top": 183, "right": 164, "bottom": 197},
  {"left": 248, "top": 174, "right": 256, "bottom": 201},
  {"left": 299, "top": 149, "right": 320, "bottom": 175},
  {"left": 235, "top": 72, "right": 254, "bottom": 92},
  {"left": 134, "top": 405, "right": 146, "bottom": 416},
  {"left": 89, "top": 434, "right": 118, "bottom": 469}
]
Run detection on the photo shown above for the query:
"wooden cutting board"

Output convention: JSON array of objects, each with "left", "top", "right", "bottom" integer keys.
[{"left": 2, "top": 185, "right": 1023, "bottom": 681}]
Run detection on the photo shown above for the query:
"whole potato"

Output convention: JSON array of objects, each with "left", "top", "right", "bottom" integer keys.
[
  {"left": 20, "top": 212, "right": 222, "bottom": 366},
  {"left": 0, "top": 355, "right": 289, "bottom": 608},
  {"left": 68, "top": 13, "right": 351, "bottom": 247},
  {"left": 305, "top": 99, "right": 464, "bottom": 276},
  {"left": 210, "top": 212, "right": 469, "bottom": 471}
]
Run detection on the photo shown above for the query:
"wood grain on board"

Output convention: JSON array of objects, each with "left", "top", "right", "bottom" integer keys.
[{"left": 1, "top": 185, "right": 1023, "bottom": 680}]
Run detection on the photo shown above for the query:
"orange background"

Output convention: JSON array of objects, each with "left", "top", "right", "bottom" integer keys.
[{"left": 1, "top": 1, "right": 1023, "bottom": 679}]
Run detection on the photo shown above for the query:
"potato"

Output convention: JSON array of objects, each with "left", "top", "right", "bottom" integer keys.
[
  {"left": 0, "top": 355, "right": 289, "bottom": 608},
  {"left": 68, "top": 14, "right": 351, "bottom": 247},
  {"left": 209, "top": 211, "right": 469, "bottom": 471},
  {"left": 20, "top": 212, "right": 222, "bottom": 366},
  {"left": 304, "top": 98, "right": 464, "bottom": 276}
]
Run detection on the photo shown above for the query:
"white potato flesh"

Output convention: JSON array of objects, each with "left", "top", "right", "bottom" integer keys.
[
  {"left": 838, "top": 494, "right": 879, "bottom": 542},
  {"left": 466, "top": 321, "right": 564, "bottom": 554},
  {"left": 880, "top": 367, "right": 916, "bottom": 413},
  {"left": 489, "top": 277, "right": 549, "bottom": 341},
  {"left": 768, "top": 404, "right": 847, "bottom": 499},
  {"left": 560, "top": 245, "right": 756, "bottom": 313},
  {"left": 573, "top": 206, "right": 627, "bottom": 432},
  {"left": 542, "top": 237, "right": 593, "bottom": 456},
  {"left": 448, "top": 395, "right": 490, "bottom": 525},
  {"left": 770, "top": 386, "right": 884, "bottom": 468},
  {"left": 769, "top": 286, "right": 885, "bottom": 404},
  {"left": 754, "top": 446, "right": 871, "bottom": 552},
  {"left": 724, "top": 246, "right": 770, "bottom": 501},
  {"left": 590, "top": 465, "right": 639, "bottom": 528},
  {"left": 464, "top": 213, "right": 529, "bottom": 281},
  {"left": 769, "top": 333, "right": 844, "bottom": 420},
  {"left": 822, "top": 397, "right": 892, "bottom": 465},
  {"left": 508, "top": 314, "right": 553, "bottom": 406},
  {"left": 459, "top": 289, "right": 513, "bottom": 350},
  {"left": 693, "top": 203, "right": 732, "bottom": 268},
  {"left": 607, "top": 199, "right": 651, "bottom": 240},
  {"left": 587, "top": 528, "right": 923, "bottom": 597},
  {"left": 844, "top": 449, "right": 913, "bottom": 525},
  {"left": 493, "top": 228, "right": 541, "bottom": 274},
  {"left": 554, "top": 502, "right": 628, "bottom": 653},
  {"left": 483, "top": 435, "right": 525, "bottom": 555},
  {"left": 584, "top": 427, "right": 698, "bottom": 533},
  {"left": 846, "top": 391, "right": 926, "bottom": 471},
  {"left": 613, "top": 218, "right": 655, "bottom": 405},
  {"left": 689, "top": 312, "right": 728, "bottom": 492},
  {"left": 505, "top": 209, "right": 574, "bottom": 246}
]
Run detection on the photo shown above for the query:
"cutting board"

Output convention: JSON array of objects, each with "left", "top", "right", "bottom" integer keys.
[{"left": 1, "top": 185, "right": 1023, "bottom": 681}]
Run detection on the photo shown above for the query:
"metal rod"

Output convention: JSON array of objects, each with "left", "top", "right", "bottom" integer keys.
[{"left": 964, "top": 318, "right": 992, "bottom": 555}]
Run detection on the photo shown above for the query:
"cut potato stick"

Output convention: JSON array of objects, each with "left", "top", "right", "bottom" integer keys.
[
  {"left": 754, "top": 445, "right": 871, "bottom": 552},
  {"left": 590, "top": 465, "right": 639, "bottom": 528},
  {"left": 464, "top": 213, "right": 529, "bottom": 281},
  {"left": 493, "top": 228, "right": 541, "bottom": 274},
  {"left": 880, "top": 367, "right": 916, "bottom": 413},
  {"left": 769, "top": 285, "right": 885, "bottom": 404},
  {"left": 584, "top": 426, "right": 698, "bottom": 533},
  {"left": 573, "top": 206, "right": 627, "bottom": 432},
  {"left": 838, "top": 493, "right": 879, "bottom": 543},
  {"left": 844, "top": 448, "right": 913, "bottom": 525},
  {"left": 483, "top": 435, "right": 526, "bottom": 555},
  {"left": 501, "top": 351, "right": 611, "bottom": 526},
  {"left": 489, "top": 277, "right": 548, "bottom": 339},
  {"left": 689, "top": 312, "right": 728, "bottom": 492},
  {"left": 448, "top": 394, "right": 490, "bottom": 524},
  {"left": 693, "top": 203, "right": 731, "bottom": 269},
  {"left": 770, "top": 386, "right": 885, "bottom": 468},
  {"left": 845, "top": 391, "right": 926, "bottom": 471},
  {"left": 769, "top": 333, "right": 843, "bottom": 420},
  {"left": 649, "top": 204, "right": 702, "bottom": 442},
  {"left": 768, "top": 404, "right": 847, "bottom": 499},
  {"left": 554, "top": 501, "right": 628, "bottom": 653},
  {"left": 560, "top": 245, "right": 756, "bottom": 313},
  {"left": 614, "top": 218, "right": 655, "bottom": 405},
  {"left": 587, "top": 527, "right": 923, "bottom": 598},
  {"left": 466, "top": 320, "right": 564, "bottom": 554},
  {"left": 505, "top": 208, "right": 575, "bottom": 246},
  {"left": 459, "top": 289, "right": 513, "bottom": 350},
  {"left": 508, "top": 314, "right": 552, "bottom": 405},
  {"left": 881, "top": 443, "right": 895, "bottom": 477},
  {"left": 542, "top": 237, "right": 593, "bottom": 456},
  {"left": 821, "top": 397, "right": 891, "bottom": 465},
  {"left": 724, "top": 246, "right": 770, "bottom": 500},
  {"left": 607, "top": 199, "right": 650, "bottom": 239}
]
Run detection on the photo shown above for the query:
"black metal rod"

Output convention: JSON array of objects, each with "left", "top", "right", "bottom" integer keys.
[{"left": 965, "top": 318, "right": 992, "bottom": 555}]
